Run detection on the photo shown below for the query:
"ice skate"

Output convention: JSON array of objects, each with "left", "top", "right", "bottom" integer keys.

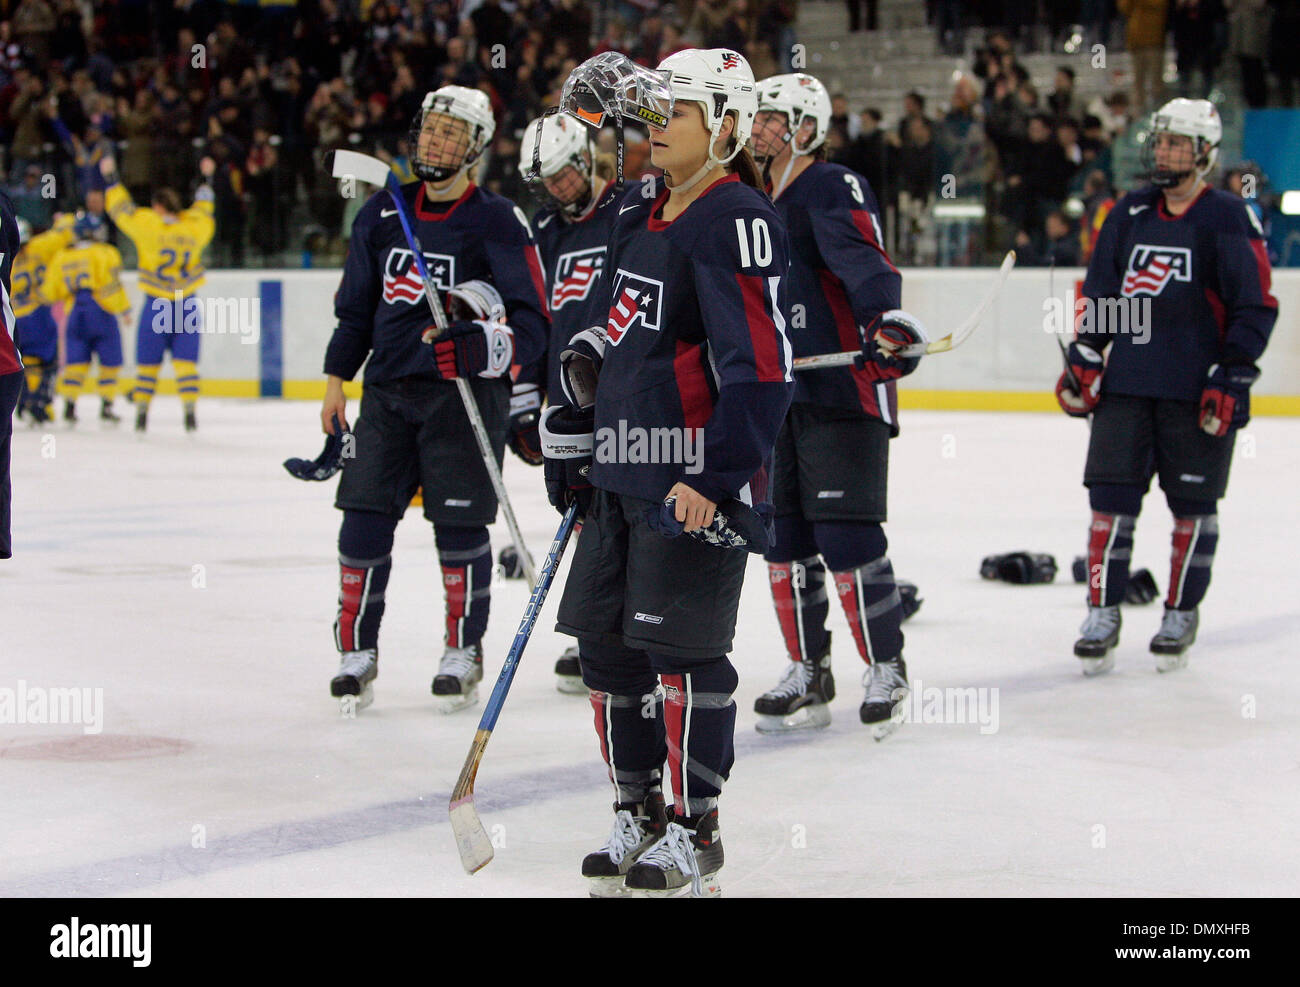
[
  {"left": 134, "top": 405, "right": 148, "bottom": 433},
  {"left": 330, "top": 648, "right": 377, "bottom": 712},
  {"left": 754, "top": 634, "right": 834, "bottom": 733},
  {"left": 432, "top": 642, "right": 483, "bottom": 713},
  {"left": 100, "top": 400, "right": 121, "bottom": 424},
  {"left": 63, "top": 400, "right": 77, "bottom": 425},
  {"left": 623, "top": 808, "right": 723, "bottom": 898},
  {"left": 1075, "top": 604, "right": 1120, "bottom": 676},
  {"left": 581, "top": 793, "right": 668, "bottom": 898},
  {"left": 184, "top": 407, "right": 198, "bottom": 432},
  {"left": 555, "top": 644, "right": 584, "bottom": 695},
  {"left": 1151, "top": 607, "right": 1197, "bottom": 672},
  {"left": 860, "top": 656, "right": 908, "bottom": 740}
]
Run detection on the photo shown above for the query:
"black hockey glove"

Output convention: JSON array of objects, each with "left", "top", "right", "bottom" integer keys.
[
  {"left": 1199, "top": 362, "right": 1259, "bottom": 437},
  {"left": 559, "top": 325, "right": 607, "bottom": 409},
  {"left": 507, "top": 382, "right": 544, "bottom": 465},
  {"left": 428, "top": 319, "right": 515, "bottom": 380},
  {"left": 979, "top": 551, "right": 1057, "bottom": 584},
  {"left": 897, "top": 580, "right": 923, "bottom": 621},
  {"left": 854, "top": 310, "right": 928, "bottom": 381},
  {"left": 283, "top": 414, "right": 352, "bottom": 481},
  {"left": 645, "top": 496, "right": 772, "bottom": 554},
  {"left": 1125, "top": 568, "right": 1159, "bottom": 605},
  {"left": 540, "top": 405, "right": 594, "bottom": 517}
]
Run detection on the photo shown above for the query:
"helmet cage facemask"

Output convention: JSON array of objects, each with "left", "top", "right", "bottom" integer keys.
[
  {"left": 1142, "top": 117, "right": 1218, "bottom": 189},
  {"left": 409, "top": 101, "right": 487, "bottom": 183}
]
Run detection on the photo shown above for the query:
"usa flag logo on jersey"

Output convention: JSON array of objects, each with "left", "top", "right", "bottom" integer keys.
[
  {"left": 1122, "top": 245, "right": 1192, "bottom": 297},
  {"left": 605, "top": 269, "right": 663, "bottom": 345},
  {"left": 382, "top": 248, "right": 455, "bottom": 305},
  {"left": 551, "top": 247, "right": 605, "bottom": 310}
]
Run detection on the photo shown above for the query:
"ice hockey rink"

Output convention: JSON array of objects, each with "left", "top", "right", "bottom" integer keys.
[{"left": 2, "top": 400, "right": 1297, "bottom": 897}]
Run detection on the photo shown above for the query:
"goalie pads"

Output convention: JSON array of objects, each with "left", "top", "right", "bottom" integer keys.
[{"left": 979, "top": 551, "right": 1057, "bottom": 584}]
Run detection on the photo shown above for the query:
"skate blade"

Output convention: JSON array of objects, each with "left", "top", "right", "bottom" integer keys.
[
  {"left": 433, "top": 686, "right": 480, "bottom": 714},
  {"left": 1155, "top": 652, "right": 1190, "bottom": 673},
  {"left": 586, "top": 876, "right": 633, "bottom": 899},
  {"left": 624, "top": 873, "right": 722, "bottom": 898},
  {"left": 754, "top": 704, "right": 831, "bottom": 733},
  {"left": 1080, "top": 654, "right": 1115, "bottom": 677},
  {"left": 556, "top": 675, "right": 587, "bottom": 696},
  {"left": 334, "top": 683, "right": 374, "bottom": 716},
  {"left": 871, "top": 714, "right": 904, "bottom": 742}
]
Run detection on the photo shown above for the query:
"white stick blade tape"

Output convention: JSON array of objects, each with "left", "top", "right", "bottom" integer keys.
[
  {"left": 450, "top": 798, "right": 494, "bottom": 874},
  {"left": 332, "top": 149, "right": 393, "bottom": 187}
]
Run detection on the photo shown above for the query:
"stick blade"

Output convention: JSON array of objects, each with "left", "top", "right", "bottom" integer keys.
[
  {"left": 450, "top": 794, "right": 494, "bottom": 874},
  {"left": 331, "top": 149, "right": 393, "bottom": 188}
]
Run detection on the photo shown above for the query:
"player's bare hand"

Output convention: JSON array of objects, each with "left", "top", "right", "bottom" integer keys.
[
  {"left": 667, "top": 482, "right": 715, "bottom": 533},
  {"left": 322, "top": 378, "right": 348, "bottom": 435}
]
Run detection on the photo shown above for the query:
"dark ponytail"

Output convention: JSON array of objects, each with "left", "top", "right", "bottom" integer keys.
[{"left": 729, "top": 145, "right": 764, "bottom": 189}]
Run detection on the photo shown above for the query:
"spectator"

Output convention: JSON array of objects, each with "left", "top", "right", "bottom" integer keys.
[
  {"left": 1273, "top": 0, "right": 1300, "bottom": 106},
  {"left": 895, "top": 91, "right": 927, "bottom": 144},
  {"left": 840, "top": 107, "right": 887, "bottom": 205},
  {"left": 13, "top": 0, "right": 58, "bottom": 68},
  {"left": 1118, "top": 0, "right": 1169, "bottom": 115},
  {"left": 1226, "top": 0, "right": 1271, "bottom": 108},
  {"left": 1048, "top": 67, "right": 1079, "bottom": 122},
  {"left": 8, "top": 164, "right": 54, "bottom": 229},
  {"left": 1170, "top": 1, "right": 1225, "bottom": 99},
  {"left": 1016, "top": 209, "right": 1081, "bottom": 266},
  {"left": 846, "top": 0, "right": 878, "bottom": 33},
  {"left": 118, "top": 90, "right": 159, "bottom": 205}
]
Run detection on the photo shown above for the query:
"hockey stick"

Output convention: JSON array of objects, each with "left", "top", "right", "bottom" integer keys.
[
  {"left": 1049, "top": 259, "right": 1081, "bottom": 391},
  {"left": 450, "top": 501, "right": 582, "bottom": 874},
  {"left": 790, "top": 250, "right": 1016, "bottom": 372},
  {"left": 331, "top": 150, "right": 537, "bottom": 588}
]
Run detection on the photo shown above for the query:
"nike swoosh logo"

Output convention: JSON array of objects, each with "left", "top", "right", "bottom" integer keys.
[
  {"left": 620, "top": 203, "right": 639, "bottom": 215},
  {"left": 537, "top": 213, "right": 555, "bottom": 228},
  {"left": 380, "top": 208, "right": 399, "bottom": 218},
  {"left": 1129, "top": 205, "right": 1149, "bottom": 215}
]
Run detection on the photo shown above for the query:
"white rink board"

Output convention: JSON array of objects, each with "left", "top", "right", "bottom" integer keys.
[{"left": 115, "top": 269, "right": 1300, "bottom": 397}]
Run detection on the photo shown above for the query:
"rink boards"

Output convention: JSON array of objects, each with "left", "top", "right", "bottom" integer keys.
[{"left": 92, "top": 268, "right": 1299, "bottom": 414}]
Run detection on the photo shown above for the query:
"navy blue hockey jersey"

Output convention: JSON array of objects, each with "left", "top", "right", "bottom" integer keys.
[
  {"left": 1081, "top": 185, "right": 1277, "bottom": 401},
  {"left": 0, "top": 191, "right": 20, "bottom": 376},
  {"left": 585, "top": 174, "right": 795, "bottom": 508},
  {"left": 773, "top": 160, "right": 902, "bottom": 429},
  {"left": 325, "top": 182, "right": 550, "bottom": 384},
  {"left": 527, "top": 181, "right": 621, "bottom": 398}
]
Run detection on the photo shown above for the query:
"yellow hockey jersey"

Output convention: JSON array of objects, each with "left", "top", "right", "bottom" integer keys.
[
  {"left": 43, "top": 242, "right": 131, "bottom": 315},
  {"left": 11, "top": 228, "right": 74, "bottom": 317},
  {"left": 105, "top": 183, "right": 216, "bottom": 298}
]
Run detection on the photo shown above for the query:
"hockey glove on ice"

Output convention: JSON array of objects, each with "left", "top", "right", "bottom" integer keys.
[
  {"left": 980, "top": 551, "right": 1057, "bottom": 584},
  {"left": 1055, "top": 341, "right": 1104, "bottom": 417},
  {"left": 428, "top": 319, "right": 515, "bottom": 380},
  {"left": 558, "top": 325, "right": 607, "bottom": 409},
  {"left": 507, "top": 382, "right": 544, "bottom": 465},
  {"left": 854, "top": 310, "right": 928, "bottom": 381},
  {"left": 1199, "top": 363, "right": 1259, "bottom": 437},
  {"left": 540, "top": 404, "right": 594, "bottom": 517}
]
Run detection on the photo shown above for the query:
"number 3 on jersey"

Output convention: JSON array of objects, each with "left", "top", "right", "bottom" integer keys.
[{"left": 735, "top": 217, "right": 773, "bottom": 269}]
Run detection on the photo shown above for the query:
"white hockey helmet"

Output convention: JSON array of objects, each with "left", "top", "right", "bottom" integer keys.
[
  {"left": 1143, "top": 97, "right": 1222, "bottom": 187},
  {"left": 657, "top": 48, "right": 758, "bottom": 169},
  {"left": 447, "top": 279, "right": 506, "bottom": 324},
  {"left": 519, "top": 112, "right": 597, "bottom": 216},
  {"left": 755, "top": 72, "right": 832, "bottom": 159},
  {"left": 411, "top": 85, "right": 496, "bottom": 182}
]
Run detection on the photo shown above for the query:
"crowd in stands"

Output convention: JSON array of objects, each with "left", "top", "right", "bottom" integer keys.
[{"left": 1, "top": 0, "right": 1291, "bottom": 268}]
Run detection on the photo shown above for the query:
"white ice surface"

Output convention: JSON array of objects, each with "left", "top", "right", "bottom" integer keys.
[{"left": 2, "top": 400, "right": 1298, "bottom": 897}]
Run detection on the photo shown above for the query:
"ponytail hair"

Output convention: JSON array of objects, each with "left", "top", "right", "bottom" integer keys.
[{"left": 728, "top": 145, "right": 764, "bottom": 189}]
